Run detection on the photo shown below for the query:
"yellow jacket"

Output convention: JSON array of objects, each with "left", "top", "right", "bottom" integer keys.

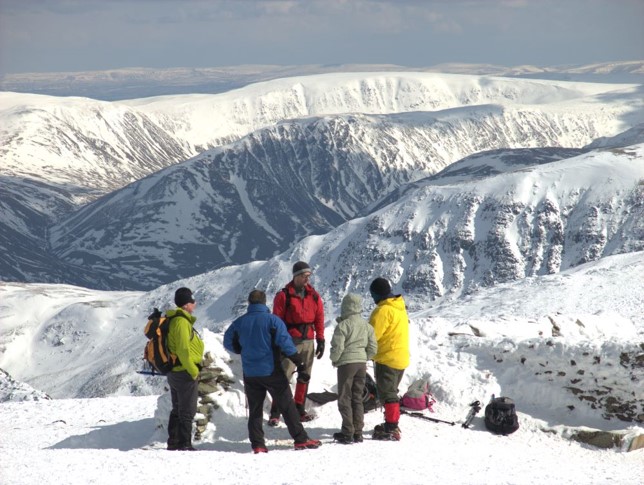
[{"left": 369, "top": 295, "right": 410, "bottom": 370}]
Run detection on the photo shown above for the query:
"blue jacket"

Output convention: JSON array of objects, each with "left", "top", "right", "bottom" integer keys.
[{"left": 224, "top": 303, "right": 298, "bottom": 377}]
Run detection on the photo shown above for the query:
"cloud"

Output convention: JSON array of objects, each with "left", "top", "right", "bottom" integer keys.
[{"left": 1, "top": 0, "right": 641, "bottom": 74}]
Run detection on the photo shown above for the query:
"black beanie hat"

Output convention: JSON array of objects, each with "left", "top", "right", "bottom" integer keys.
[
  {"left": 292, "top": 261, "right": 312, "bottom": 277},
  {"left": 369, "top": 277, "right": 392, "bottom": 297},
  {"left": 174, "top": 287, "right": 195, "bottom": 307}
]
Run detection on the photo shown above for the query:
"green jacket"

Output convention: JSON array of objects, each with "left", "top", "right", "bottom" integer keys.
[
  {"left": 330, "top": 293, "right": 377, "bottom": 367},
  {"left": 166, "top": 308, "right": 204, "bottom": 380}
]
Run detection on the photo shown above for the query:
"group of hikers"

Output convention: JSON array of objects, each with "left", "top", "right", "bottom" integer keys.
[{"left": 163, "top": 261, "right": 410, "bottom": 452}]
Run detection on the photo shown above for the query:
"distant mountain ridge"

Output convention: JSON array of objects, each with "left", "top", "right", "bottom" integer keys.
[
  {"left": 1, "top": 71, "right": 643, "bottom": 289},
  {"left": 1, "top": 61, "right": 642, "bottom": 101}
]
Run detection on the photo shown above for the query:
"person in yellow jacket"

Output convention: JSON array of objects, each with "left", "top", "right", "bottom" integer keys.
[
  {"left": 165, "top": 287, "right": 204, "bottom": 451},
  {"left": 368, "top": 277, "right": 410, "bottom": 441}
]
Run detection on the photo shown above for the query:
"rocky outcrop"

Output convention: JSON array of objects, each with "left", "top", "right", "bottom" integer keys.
[{"left": 0, "top": 368, "right": 51, "bottom": 402}]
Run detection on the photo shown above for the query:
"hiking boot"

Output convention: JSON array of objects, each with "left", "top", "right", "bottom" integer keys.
[
  {"left": 384, "top": 422, "right": 402, "bottom": 440},
  {"left": 294, "top": 439, "right": 322, "bottom": 450},
  {"left": 252, "top": 446, "right": 268, "bottom": 454},
  {"left": 372, "top": 424, "right": 401, "bottom": 441},
  {"left": 299, "top": 412, "right": 315, "bottom": 422},
  {"left": 268, "top": 417, "right": 280, "bottom": 427},
  {"left": 332, "top": 432, "right": 353, "bottom": 444},
  {"left": 372, "top": 424, "right": 390, "bottom": 440},
  {"left": 177, "top": 445, "right": 198, "bottom": 451},
  {"left": 353, "top": 433, "right": 363, "bottom": 443}
]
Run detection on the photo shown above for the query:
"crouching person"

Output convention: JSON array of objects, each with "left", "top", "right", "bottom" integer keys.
[{"left": 223, "top": 289, "right": 322, "bottom": 452}]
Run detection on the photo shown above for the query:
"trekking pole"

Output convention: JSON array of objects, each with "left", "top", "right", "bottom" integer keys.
[
  {"left": 462, "top": 400, "right": 481, "bottom": 428},
  {"left": 400, "top": 409, "right": 456, "bottom": 426}
]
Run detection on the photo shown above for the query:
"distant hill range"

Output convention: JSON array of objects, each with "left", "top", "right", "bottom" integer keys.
[{"left": 1, "top": 61, "right": 642, "bottom": 101}]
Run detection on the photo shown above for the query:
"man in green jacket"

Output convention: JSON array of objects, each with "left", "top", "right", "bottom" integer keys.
[
  {"left": 165, "top": 287, "right": 204, "bottom": 451},
  {"left": 368, "top": 278, "right": 410, "bottom": 441}
]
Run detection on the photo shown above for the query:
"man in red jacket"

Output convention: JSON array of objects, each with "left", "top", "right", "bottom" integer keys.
[{"left": 268, "top": 261, "right": 325, "bottom": 425}]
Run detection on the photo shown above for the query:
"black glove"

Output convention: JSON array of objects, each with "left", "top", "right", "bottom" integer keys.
[
  {"left": 296, "top": 364, "right": 310, "bottom": 383},
  {"left": 315, "top": 339, "right": 325, "bottom": 359},
  {"left": 288, "top": 352, "right": 303, "bottom": 367}
]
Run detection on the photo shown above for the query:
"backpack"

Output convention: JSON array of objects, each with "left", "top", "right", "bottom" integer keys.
[
  {"left": 280, "top": 287, "right": 320, "bottom": 339},
  {"left": 484, "top": 396, "right": 520, "bottom": 435},
  {"left": 143, "top": 308, "right": 179, "bottom": 375},
  {"left": 362, "top": 372, "right": 379, "bottom": 412},
  {"left": 400, "top": 378, "right": 436, "bottom": 411}
]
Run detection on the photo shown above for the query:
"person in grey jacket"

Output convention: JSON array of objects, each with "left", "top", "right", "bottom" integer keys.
[{"left": 329, "top": 293, "right": 377, "bottom": 444}]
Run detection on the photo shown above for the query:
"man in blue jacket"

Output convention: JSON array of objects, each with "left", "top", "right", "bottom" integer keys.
[{"left": 224, "top": 289, "right": 321, "bottom": 453}]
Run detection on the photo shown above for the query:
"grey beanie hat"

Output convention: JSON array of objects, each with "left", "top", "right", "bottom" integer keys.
[{"left": 292, "top": 261, "right": 312, "bottom": 277}]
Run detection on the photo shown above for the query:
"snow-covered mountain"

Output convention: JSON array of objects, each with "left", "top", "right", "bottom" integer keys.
[
  {"left": 4, "top": 72, "right": 640, "bottom": 192},
  {"left": 1, "top": 65, "right": 642, "bottom": 483},
  {"left": 2, "top": 72, "right": 642, "bottom": 289},
  {"left": 49, "top": 107, "right": 635, "bottom": 290},
  {"left": 1, "top": 138, "right": 642, "bottom": 402}
]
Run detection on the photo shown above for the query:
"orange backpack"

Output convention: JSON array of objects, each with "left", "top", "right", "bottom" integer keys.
[{"left": 143, "top": 308, "right": 179, "bottom": 375}]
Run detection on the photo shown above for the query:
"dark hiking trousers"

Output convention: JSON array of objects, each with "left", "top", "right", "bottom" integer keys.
[
  {"left": 374, "top": 362, "right": 405, "bottom": 404},
  {"left": 337, "top": 362, "right": 367, "bottom": 437},
  {"left": 245, "top": 372, "right": 309, "bottom": 448},
  {"left": 167, "top": 370, "right": 199, "bottom": 449}
]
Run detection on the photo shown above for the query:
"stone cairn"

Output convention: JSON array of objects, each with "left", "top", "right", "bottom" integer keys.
[{"left": 194, "top": 351, "right": 235, "bottom": 440}]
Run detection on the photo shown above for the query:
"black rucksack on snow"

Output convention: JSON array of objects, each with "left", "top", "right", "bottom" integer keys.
[
  {"left": 362, "top": 372, "right": 379, "bottom": 412},
  {"left": 484, "top": 396, "right": 519, "bottom": 435},
  {"left": 143, "top": 308, "right": 179, "bottom": 375}
]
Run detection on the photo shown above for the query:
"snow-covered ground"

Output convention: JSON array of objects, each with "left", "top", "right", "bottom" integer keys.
[
  {"left": 1, "top": 252, "right": 642, "bottom": 484},
  {"left": 1, "top": 391, "right": 642, "bottom": 485}
]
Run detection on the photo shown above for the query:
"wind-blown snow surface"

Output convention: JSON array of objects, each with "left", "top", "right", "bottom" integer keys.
[{"left": 0, "top": 251, "right": 643, "bottom": 485}]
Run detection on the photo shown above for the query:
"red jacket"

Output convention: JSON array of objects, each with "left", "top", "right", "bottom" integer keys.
[{"left": 273, "top": 282, "right": 324, "bottom": 341}]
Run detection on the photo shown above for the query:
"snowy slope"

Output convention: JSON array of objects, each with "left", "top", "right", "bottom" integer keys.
[
  {"left": 48, "top": 107, "right": 636, "bottom": 290},
  {"left": 2, "top": 72, "right": 642, "bottom": 289},
  {"left": 1, "top": 143, "right": 643, "bottom": 400},
  {"left": 0, "top": 250, "right": 642, "bottom": 485},
  {"left": 3, "top": 72, "right": 640, "bottom": 192}
]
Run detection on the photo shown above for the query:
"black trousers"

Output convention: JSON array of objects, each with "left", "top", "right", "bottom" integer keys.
[
  {"left": 245, "top": 372, "right": 309, "bottom": 448},
  {"left": 167, "top": 370, "right": 199, "bottom": 448}
]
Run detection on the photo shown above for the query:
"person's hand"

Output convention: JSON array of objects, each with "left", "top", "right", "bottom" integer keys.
[
  {"left": 296, "top": 364, "right": 310, "bottom": 383},
  {"left": 315, "top": 339, "right": 325, "bottom": 359}
]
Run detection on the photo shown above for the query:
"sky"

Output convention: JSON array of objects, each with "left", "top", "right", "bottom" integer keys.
[
  {"left": 0, "top": 0, "right": 642, "bottom": 75},
  {"left": 1, "top": 251, "right": 643, "bottom": 485}
]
